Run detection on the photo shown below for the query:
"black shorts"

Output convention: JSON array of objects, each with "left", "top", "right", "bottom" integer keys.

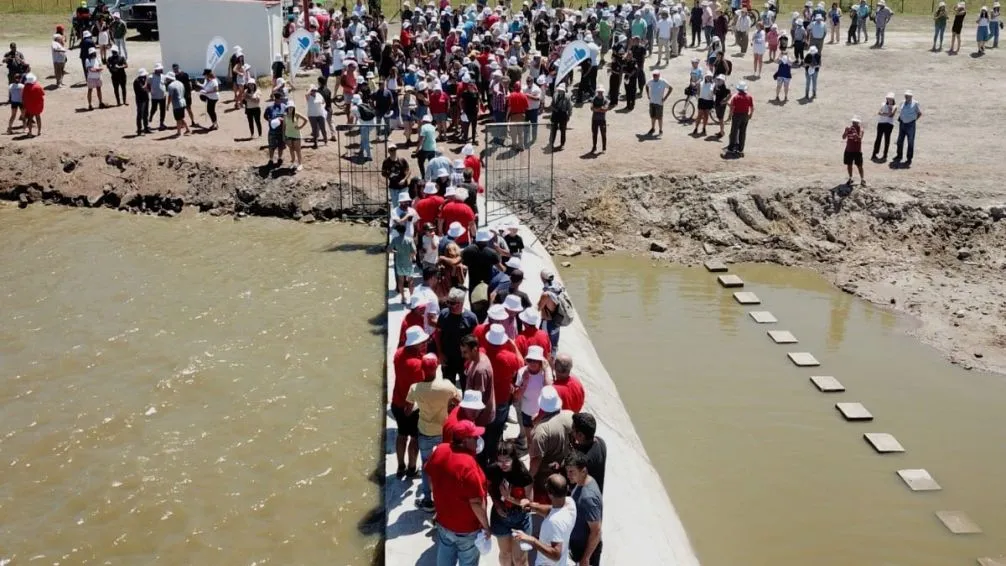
[
  {"left": 10, "top": 101, "right": 21, "bottom": 109},
  {"left": 391, "top": 405, "right": 419, "bottom": 437},
  {"left": 843, "top": 151, "right": 863, "bottom": 166},
  {"left": 715, "top": 104, "right": 727, "bottom": 120},
  {"left": 172, "top": 107, "right": 186, "bottom": 121},
  {"left": 648, "top": 103, "right": 663, "bottom": 119},
  {"left": 698, "top": 98, "right": 715, "bottom": 110},
  {"left": 268, "top": 129, "right": 285, "bottom": 150}
]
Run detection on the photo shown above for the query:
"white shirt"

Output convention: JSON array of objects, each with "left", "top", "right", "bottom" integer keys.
[
  {"left": 672, "top": 12, "right": 683, "bottom": 27},
  {"left": 877, "top": 102, "right": 895, "bottom": 125},
  {"left": 200, "top": 77, "right": 220, "bottom": 101},
  {"left": 647, "top": 78, "right": 670, "bottom": 104},
  {"left": 86, "top": 57, "right": 102, "bottom": 80},
  {"left": 525, "top": 83, "right": 542, "bottom": 110},
  {"left": 421, "top": 234, "right": 440, "bottom": 264},
  {"left": 736, "top": 13, "right": 753, "bottom": 32},
  {"left": 390, "top": 205, "right": 419, "bottom": 239},
  {"left": 655, "top": 18, "right": 673, "bottom": 39},
  {"left": 517, "top": 366, "right": 548, "bottom": 416},
  {"left": 331, "top": 48, "right": 345, "bottom": 72},
  {"left": 51, "top": 41, "right": 66, "bottom": 63},
  {"left": 535, "top": 498, "right": 577, "bottom": 566},
  {"left": 306, "top": 92, "right": 326, "bottom": 117}
]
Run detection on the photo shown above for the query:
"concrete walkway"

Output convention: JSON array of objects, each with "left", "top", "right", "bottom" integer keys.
[{"left": 383, "top": 206, "right": 701, "bottom": 565}]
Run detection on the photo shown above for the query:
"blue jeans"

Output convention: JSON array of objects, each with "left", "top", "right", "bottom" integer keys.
[
  {"left": 359, "top": 123, "right": 372, "bottom": 159},
  {"left": 895, "top": 119, "right": 916, "bottom": 163},
  {"left": 418, "top": 433, "right": 441, "bottom": 502},
  {"left": 526, "top": 108, "right": 539, "bottom": 142},
  {"left": 805, "top": 69, "right": 818, "bottom": 98},
  {"left": 992, "top": 20, "right": 1000, "bottom": 47},
  {"left": 436, "top": 524, "right": 480, "bottom": 566},
  {"left": 545, "top": 319, "right": 560, "bottom": 352},
  {"left": 933, "top": 21, "right": 946, "bottom": 47}
]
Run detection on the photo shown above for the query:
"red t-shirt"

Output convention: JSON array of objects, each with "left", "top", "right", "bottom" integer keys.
[
  {"left": 730, "top": 92, "right": 754, "bottom": 115},
  {"left": 340, "top": 73, "right": 357, "bottom": 96},
  {"left": 464, "top": 154, "right": 481, "bottom": 183},
  {"left": 426, "top": 443, "right": 488, "bottom": 533},
  {"left": 843, "top": 126, "right": 863, "bottom": 153},
  {"left": 414, "top": 194, "right": 445, "bottom": 227},
  {"left": 440, "top": 202, "right": 475, "bottom": 244},
  {"left": 392, "top": 347, "right": 425, "bottom": 408},
  {"left": 429, "top": 91, "right": 449, "bottom": 114},
  {"left": 507, "top": 91, "right": 529, "bottom": 114},
  {"left": 485, "top": 346, "right": 522, "bottom": 406},
  {"left": 553, "top": 375, "right": 586, "bottom": 413},
  {"left": 400, "top": 29, "right": 413, "bottom": 47},
  {"left": 442, "top": 404, "right": 462, "bottom": 443},
  {"left": 514, "top": 327, "right": 552, "bottom": 360}
]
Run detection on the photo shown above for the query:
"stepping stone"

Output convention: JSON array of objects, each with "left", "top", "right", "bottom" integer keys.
[
  {"left": 703, "top": 260, "right": 728, "bottom": 272},
  {"left": 810, "top": 375, "right": 845, "bottom": 392},
  {"left": 768, "top": 330, "right": 798, "bottom": 344},
  {"left": 935, "top": 511, "right": 982, "bottom": 534},
  {"left": 978, "top": 557, "right": 1006, "bottom": 566},
  {"left": 733, "top": 292, "right": 760, "bottom": 305},
  {"left": 717, "top": 275, "right": 744, "bottom": 288},
  {"left": 864, "top": 432, "right": 905, "bottom": 453},
  {"left": 749, "top": 311, "right": 777, "bottom": 323},
  {"left": 897, "top": 469, "right": 942, "bottom": 492},
  {"left": 787, "top": 352, "right": 820, "bottom": 367},
  {"left": 836, "top": 402, "right": 873, "bottom": 421}
]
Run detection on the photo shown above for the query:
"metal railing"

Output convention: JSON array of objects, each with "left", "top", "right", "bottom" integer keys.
[{"left": 481, "top": 121, "right": 555, "bottom": 226}]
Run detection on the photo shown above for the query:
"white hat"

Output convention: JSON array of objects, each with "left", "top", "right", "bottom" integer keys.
[
  {"left": 504, "top": 256, "right": 521, "bottom": 270},
  {"left": 462, "top": 144, "right": 474, "bottom": 156},
  {"left": 488, "top": 304, "right": 509, "bottom": 321},
  {"left": 444, "top": 186, "right": 458, "bottom": 199},
  {"left": 23, "top": 73, "right": 36, "bottom": 84},
  {"left": 398, "top": 191, "right": 412, "bottom": 202},
  {"left": 422, "top": 114, "right": 433, "bottom": 122},
  {"left": 538, "top": 385, "right": 563, "bottom": 413},
  {"left": 503, "top": 294, "right": 523, "bottom": 313},
  {"left": 88, "top": 47, "right": 97, "bottom": 54},
  {"left": 53, "top": 33, "right": 61, "bottom": 39},
  {"left": 423, "top": 182, "right": 438, "bottom": 195},
  {"left": 904, "top": 89, "right": 914, "bottom": 96},
  {"left": 233, "top": 44, "right": 242, "bottom": 51},
  {"left": 164, "top": 71, "right": 176, "bottom": 80},
  {"left": 406, "top": 294, "right": 424, "bottom": 309},
  {"left": 453, "top": 158, "right": 465, "bottom": 169},
  {"left": 475, "top": 229, "right": 492, "bottom": 243},
  {"left": 137, "top": 68, "right": 148, "bottom": 77},
  {"left": 518, "top": 307, "right": 540, "bottom": 327},
  {"left": 154, "top": 63, "right": 164, "bottom": 72},
  {"left": 110, "top": 45, "right": 118, "bottom": 52},
  {"left": 460, "top": 389, "right": 486, "bottom": 410},
  {"left": 403, "top": 325, "right": 430, "bottom": 347},
  {"left": 112, "top": 11, "right": 120, "bottom": 17},
  {"left": 808, "top": 45, "right": 818, "bottom": 54},
  {"left": 525, "top": 345, "right": 546, "bottom": 362},
  {"left": 736, "top": 81, "right": 748, "bottom": 92},
  {"left": 82, "top": 30, "right": 91, "bottom": 38},
  {"left": 486, "top": 323, "right": 509, "bottom": 345},
  {"left": 270, "top": 118, "right": 282, "bottom": 129},
  {"left": 352, "top": 93, "right": 363, "bottom": 104},
  {"left": 851, "top": 115, "right": 861, "bottom": 122},
  {"left": 447, "top": 222, "right": 465, "bottom": 238}
]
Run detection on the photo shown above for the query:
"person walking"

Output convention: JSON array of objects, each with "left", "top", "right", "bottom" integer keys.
[
  {"left": 549, "top": 83, "right": 572, "bottom": 151},
  {"left": 874, "top": 1, "right": 893, "bottom": 48},
  {"left": 107, "top": 45, "right": 127, "bottom": 106},
  {"left": 645, "top": 70, "right": 672, "bottom": 137},
  {"left": 133, "top": 68, "right": 150, "bottom": 135},
  {"left": 406, "top": 353, "right": 461, "bottom": 513},
  {"left": 977, "top": 5, "right": 992, "bottom": 54},
  {"left": 802, "top": 45, "right": 821, "bottom": 100},
  {"left": 933, "top": 1, "right": 949, "bottom": 51},
  {"left": 871, "top": 92, "right": 896, "bottom": 161},
  {"left": 735, "top": 8, "right": 753, "bottom": 55},
  {"left": 950, "top": 1, "right": 967, "bottom": 53},
  {"left": 842, "top": 115, "right": 866, "bottom": 187},
  {"left": 893, "top": 90, "right": 922, "bottom": 166},
  {"left": 725, "top": 81, "right": 754, "bottom": 157},
  {"left": 589, "top": 86, "right": 608, "bottom": 154}
]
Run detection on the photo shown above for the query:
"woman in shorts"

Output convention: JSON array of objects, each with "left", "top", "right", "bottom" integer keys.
[
  {"left": 713, "top": 74, "right": 731, "bottom": 138},
  {"left": 400, "top": 85, "right": 417, "bottom": 144},
  {"left": 692, "top": 73, "right": 715, "bottom": 136},
  {"left": 6, "top": 73, "right": 23, "bottom": 134},
  {"left": 751, "top": 21, "right": 767, "bottom": 77},
  {"left": 283, "top": 102, "right": 308, "bottom": 172},
  {"left": 487, "top": 440, "right": 533, "bottom": 566},
  {"left": 773, "top": 54, "right": 792, "bottom": 101}
]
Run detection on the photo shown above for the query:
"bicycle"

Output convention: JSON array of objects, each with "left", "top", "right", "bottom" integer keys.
[{"left": 671, "top": 88, "right": 696, "bottom": 123}]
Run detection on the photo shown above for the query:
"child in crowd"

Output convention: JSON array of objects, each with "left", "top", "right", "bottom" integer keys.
[{"left": 389, "top": 223, "right": 417, "bottom": 304}]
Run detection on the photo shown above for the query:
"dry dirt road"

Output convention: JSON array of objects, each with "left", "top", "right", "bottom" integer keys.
[{"left": 3, "top": 16, "right": 1005, "bottom": 375}]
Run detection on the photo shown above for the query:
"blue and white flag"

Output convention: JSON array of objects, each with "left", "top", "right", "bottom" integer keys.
[
  {"left": 555, "top": 40, "right": 597, "bottom": 84},
  {"left": 288, "top": 28, "right": 314, "bottom": 72},
  {"left": 205, "top": 36, "right": 228, "bottom": 73}
]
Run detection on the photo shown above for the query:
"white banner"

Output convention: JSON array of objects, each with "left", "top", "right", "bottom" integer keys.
[
  {"left": 205, "top": 36, "right": 228, "bottom": 73},
  {"left": 554, "top": 40, "right": 598, "bottom": 84},
  {"left": 288, "top": 28, "right": 314, "bottom": 72}
]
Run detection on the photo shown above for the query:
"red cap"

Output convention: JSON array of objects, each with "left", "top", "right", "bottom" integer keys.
[
  {"left": 452, "top": 420, "right": 486, "bottom": 440},
  {"left": 421, "top": 353, "right": 439, "bottom": 375}
]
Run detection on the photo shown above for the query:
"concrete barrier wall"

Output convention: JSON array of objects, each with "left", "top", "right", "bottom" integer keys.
[{"left": 383, "top": 208, "right": 701, "bottom": 566}]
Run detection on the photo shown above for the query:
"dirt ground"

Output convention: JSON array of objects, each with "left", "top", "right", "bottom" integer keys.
[{"left": 2, "top": 16, "right": 1005, "bottom": 373}]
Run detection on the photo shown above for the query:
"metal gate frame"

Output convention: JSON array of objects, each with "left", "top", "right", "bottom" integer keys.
[
  {"left": 335, "top": 122, "right": 390, "bottom": 218},
  {"left": 481, "top": 121, "right": 555, "bottom": 226}
]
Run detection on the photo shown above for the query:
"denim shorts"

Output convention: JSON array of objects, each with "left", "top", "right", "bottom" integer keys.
[{"left": 489, "top": 508, "right": 532, "bottom": 537}]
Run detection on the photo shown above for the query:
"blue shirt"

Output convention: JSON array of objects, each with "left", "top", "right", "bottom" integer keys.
[
  {"left": 264, "top": 102, "right": 287, "bottom": 124},
  {"left": 898, "top": 100, "right": 920, "bottom": 123}
]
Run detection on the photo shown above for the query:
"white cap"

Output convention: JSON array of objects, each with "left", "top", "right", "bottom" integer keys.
[
  {"left": 488, "top": 304, "right": 509, "bottom": 321},
  {"left": 460, "top": 389, "right": 486, "bottom": 410},
  {"left": 447, "top": 222, "right": 465, "bottom": 238},
  {"left": 423, "top": 182, "right": 438, "bottom": 195},
  {"left": 398, "top": 190, "right": 412, "bottom": 202},
  {"left": 525, "top": 345, "right": 546, "bottom": 362},
  {"left": 486, "top": 323, "right": 509, "bottom": 345},
  {"left": 462, "top": 144, "right": 474, "bottom": 156},
  {"left": 403, "top": 325, "right": 430, "bottom": 347},
  {"left": 475, "top": 229, "right": 492, "bottom": 243},
  {"left": 503, "top": 294, "right": 524, "bottom": 313},
  {"left": 736, "top": 81, "right": 748, "bottom": 92},
  {"left": 518, "top": 307, "right": 540, "bottom": 327},
  {"left": 538, "top": 385, "right": 563, "bottom": 413}
]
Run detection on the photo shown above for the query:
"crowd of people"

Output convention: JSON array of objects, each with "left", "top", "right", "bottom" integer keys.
[{"left": 390, "top": 182, "right": 607, "bottom": 564}]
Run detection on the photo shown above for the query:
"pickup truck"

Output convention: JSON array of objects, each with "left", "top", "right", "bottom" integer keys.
[{"left": 120, "top": 0, "right": 157, "bottom": 39}]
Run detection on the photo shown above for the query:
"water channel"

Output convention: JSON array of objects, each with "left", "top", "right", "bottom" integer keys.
[
  {"left": 0, "top": 205, "right": 386, "bottom": 565},
  {"left": 562, "top": 256, "right": 1006, "bottom": 566},
  {"left": 4, "top": 204, "right": 1005, "bottom": 566}
]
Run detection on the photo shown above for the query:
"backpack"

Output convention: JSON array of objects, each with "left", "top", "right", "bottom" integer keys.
[
  {"left": 549, "top": 288, "right": 575, "bottom": 327},
  {"left": 357, "top": 102, "right": 375, "bottom": 121}
]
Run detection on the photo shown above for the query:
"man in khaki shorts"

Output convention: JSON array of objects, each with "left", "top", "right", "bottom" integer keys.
[{"left": 644, "top": 70, "right": 672, "bottom": 137}]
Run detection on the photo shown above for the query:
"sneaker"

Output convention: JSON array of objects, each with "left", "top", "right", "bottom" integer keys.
[
  {"left": 645, "top": 128, "right": 655, "bottom": 136},
  {"left": 860, "top": 179, "right": 867, "bottom": 187}
]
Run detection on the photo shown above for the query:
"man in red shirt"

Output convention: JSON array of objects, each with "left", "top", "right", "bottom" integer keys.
[
  {"left": 439, "top": 186, "right": 476, "bottom": 245},
  {"left": 413, "top": 182, "right": 445, "bottom": 231},
  {"left": 725, "top": 81, "right": 754, "bottom": 156},
  {"left": 506, "top": 83, "right": 530, "bottom": 150},
  {"left": 514, "top": 307, "right": 552, "bottom": 360},
  {"left": 426, "top": 420, "right": 491, "bottom": 564},
  {"left": 841, "top": 115, "right": 866, "bottom": 187},
  {"left": 553, "top": 353, "right": 586, "bottom": 413},
  {"left": 391, "top": 326, "right": 432, "bottom": 478},
  {"left": 461, "top": 143, "right": 481, "bottom": 183},
  {"left": 429, "top": 83, "right": 450, "bottom": 138}
]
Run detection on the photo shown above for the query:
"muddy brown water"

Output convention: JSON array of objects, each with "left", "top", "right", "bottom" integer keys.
[
  {"left": 0, "top": 205, "right": 386, "bottom": 565},
  {"left": 562, "top": 256, "right": 1006, "bottom": 566}
]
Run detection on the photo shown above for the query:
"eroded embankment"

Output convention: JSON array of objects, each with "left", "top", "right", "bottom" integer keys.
[
  {"left": 0, "top": 145, "right": 384, "bottom": 221},
  {"left": 536, "top": 173, "right": 1006, "bottom": 374}
]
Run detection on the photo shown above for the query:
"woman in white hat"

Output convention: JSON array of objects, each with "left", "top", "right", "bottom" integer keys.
[
  {"left": 992, "top": 1, "right": 1001, "bottom": 48},
  {"left": 283, "top": 102, "right": 308, "bottom": 171},
  {"left": 85, "top": 47, "right": 107, "bottom": 110},
  {"left": 933, "top": 1, "right": 949, "bottom": 51},
  {"left": 514, "top": 344, "right": 554, "bottom": 447},
  {"left": 751, "top": 21, "right": 767, "bottom": 78},
  {"left": 871, "top": 92, "right": 896, "bottom": 161},
  {"left": 802, "top": 44, "right": 820, "bottom": 100},
  {"left": 976, "top": 5, "right": 992, "bottom": 54}
]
